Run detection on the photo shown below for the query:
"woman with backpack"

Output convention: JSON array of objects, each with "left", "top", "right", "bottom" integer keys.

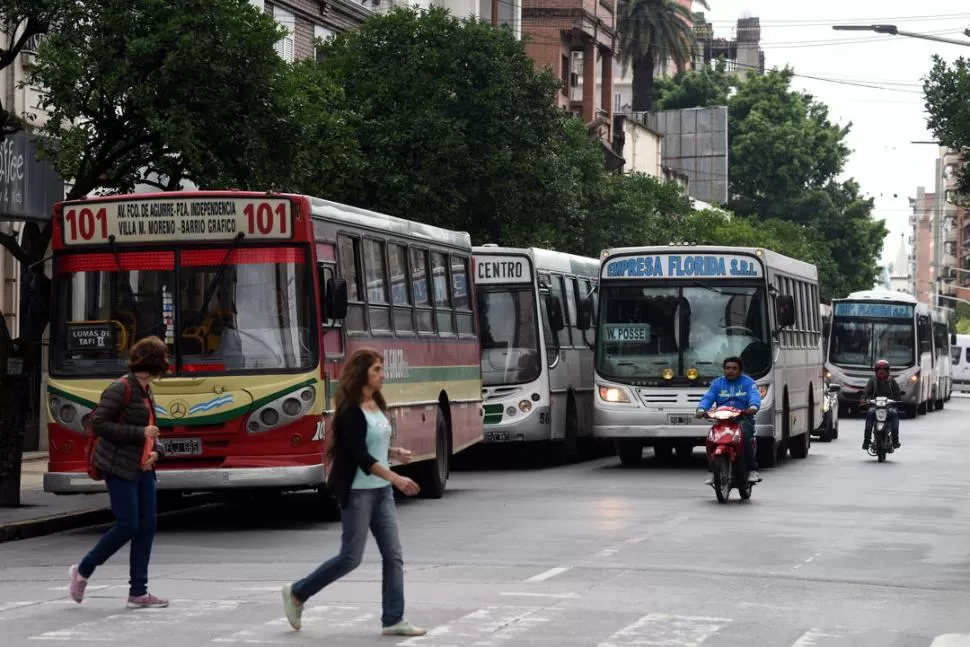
[
  {"left": 281, "top": 348, "right": 426, "bottom": 637},
  {"left": 69, "top": 335, "right": 169, "bottom": 609}
]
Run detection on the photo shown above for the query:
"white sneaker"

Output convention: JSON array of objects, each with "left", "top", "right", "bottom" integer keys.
[{"left": 748, "top": 470, "right": 762, "bottom": 483}]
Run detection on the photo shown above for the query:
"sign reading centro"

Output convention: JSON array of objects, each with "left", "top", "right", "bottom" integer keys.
[
  {"left": 60, "top": 197, "right": 294, "bottom": 246},
  {"left": 603, "top": 253, "right": 763, "bottom": 279},
  {"left": 475, "top": 254, "right": 532, "bottom": 284}
]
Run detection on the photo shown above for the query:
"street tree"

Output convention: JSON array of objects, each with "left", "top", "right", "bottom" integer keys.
[
  {"left": 617, "top": 0, "right": 708, "bottom": 111},
  {"left": 28, "top": 0, "right": 295, "bottom": 199},
  {"left": 653, "top": 59, "right": 736, "bottom": 111},
  {"left": 923, "top": 55, "right": 970, "bottom": 196},
  {"left": 310, "top": 7, "right": 579, "bottom": 249}
]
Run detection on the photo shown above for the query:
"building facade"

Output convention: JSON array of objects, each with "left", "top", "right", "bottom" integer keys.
[{"left": 522, "top": 0, "right": 618, "bottom": 143}]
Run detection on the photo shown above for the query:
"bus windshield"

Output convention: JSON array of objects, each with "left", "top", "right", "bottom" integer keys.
[
  {"left": 596, "top": 283, "right": 771, "bottom": 381},
  {"left": 476, "top": 286, "right": 541, "bottom": 386},
  {"left": 51, "top": 246, "right": 316, "bottom": 377},
  {"left": 828, "top": 319, "right": 915, "bottom": 368}
]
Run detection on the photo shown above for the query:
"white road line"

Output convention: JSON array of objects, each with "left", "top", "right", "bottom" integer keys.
[
  {"left": 0, "top": 601, "right": 40, "bottom": 613},
  {"left": 213, "top": 605, "right": 373, "bottom": 644},
  {"left": 524, "top": 566, "right": 571, "bottom": 582},
  {"left": 398, "top": 606, "right": 562, "bottom": 647},
  {"left": 792, "top": 552, "right": 822, "bottom": 571},
  {"left": 790, "top": 628, "right": 844, "bottom": 646},
  {"left": 597, "top": 613, "right": 732, "bottom": 647},
  {"left": 499, "top": 591, "right": 581, "bottom": 599},
  {"left": 595, "top": 549, "right": 619, "bottom": 558},
  {"left": 930, "top": 636, "right": 970, "bottom": 647}
]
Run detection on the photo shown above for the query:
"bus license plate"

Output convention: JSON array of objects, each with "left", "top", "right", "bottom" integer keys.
[
  {"left": 667, "top": 414, "right": 692, "bottom": 425},
  {"left": 485, "top": 431, "right": 510, "bottom": 442},
  {"left": 160, "top": 438, "right": 203, "bottom": 456}
]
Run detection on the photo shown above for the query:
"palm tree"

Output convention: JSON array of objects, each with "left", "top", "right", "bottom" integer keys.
[{"left": 617, "top": 0, "right": 709, "bottom": 112}]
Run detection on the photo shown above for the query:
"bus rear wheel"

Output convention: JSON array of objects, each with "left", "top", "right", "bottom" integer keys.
[{"left": 415, "top": 405, "right": 449, "bottom": 499}]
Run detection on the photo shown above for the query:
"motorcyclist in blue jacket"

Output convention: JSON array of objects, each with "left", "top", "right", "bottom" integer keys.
[{"left": 696, "top": 356, "right": 762, "bottom": 484}]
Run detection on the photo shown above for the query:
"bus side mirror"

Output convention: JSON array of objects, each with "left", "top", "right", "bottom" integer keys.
[
  {"left": 828, "top": 383, "right": 842, "bottom": 394},
  {"left": 326, "top": 278, "right": 348, "bottom": 320},
  {"left": 822, "top": 322, "right": 830, "bottom": 339},
  {"left": 775, "top": 295, "right": 796, "bottom": 328},
  {"left": 546, "top": 295, "right": 565, "bottom": 332}
]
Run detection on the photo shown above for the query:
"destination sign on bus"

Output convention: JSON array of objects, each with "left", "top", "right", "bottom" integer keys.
[
  {"left": 60, "top": 197, "right": 294, "bottom": 246},
  {"left": 603, "top": 253, "right": 763, "bottom": 279},
  {"left": 475, "top": 255, "right": 532, "bottom": 284},
  {"left": 604, "top": 324, "right": 651, "bottom": 342},
  {"left": 833, "top": 302, "right": 914, "bottom": 319}
]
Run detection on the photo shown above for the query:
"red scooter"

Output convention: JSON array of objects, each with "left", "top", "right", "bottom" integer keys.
[{"left": 704, "top": 406, "right": 755, "bottom": 503}]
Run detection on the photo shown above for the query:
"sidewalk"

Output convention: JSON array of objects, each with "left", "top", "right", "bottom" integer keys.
[{"left": 0, "top": 452, "right": 114, "bottom": 544}]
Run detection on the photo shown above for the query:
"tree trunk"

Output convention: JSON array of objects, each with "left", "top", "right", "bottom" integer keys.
[
  {"left": 631, "top": 47, "right": 656, "bottom": 113},
  {"left": 0, "top": 222, "right": 52, "bottom": 508}
]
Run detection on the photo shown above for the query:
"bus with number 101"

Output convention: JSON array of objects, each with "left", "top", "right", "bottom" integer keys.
[{"left": 44, "top": 190, "right": 483, "bottom": 508}]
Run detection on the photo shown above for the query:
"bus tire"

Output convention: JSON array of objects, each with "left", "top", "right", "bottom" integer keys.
[
  {"left": 557, "top": 394, "right": 579, "bottom": 464},
  {"left": 757, "top": 436, "right": 777, "bottom": 468},
  {"left": 416, "top": 405, "right": 449, "bottom": 499}
]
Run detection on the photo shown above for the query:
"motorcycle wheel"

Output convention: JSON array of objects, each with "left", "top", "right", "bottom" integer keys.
[
  {"left": 714, "top": 455, "right": 731, "bottom": 503},
  {"left": 877, "top": 432, "right": 886, "bottom": 463}
]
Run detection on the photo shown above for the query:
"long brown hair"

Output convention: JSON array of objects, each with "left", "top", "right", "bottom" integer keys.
[{"left": 326, "top": 349, "right": 387, "bottom": 460}]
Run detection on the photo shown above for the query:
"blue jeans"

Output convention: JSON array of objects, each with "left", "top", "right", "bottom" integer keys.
[
  {"left": 78, "top": 471, "right": 157, "bottom": 597},
  {"left": 292, "top": 486, "right": 404, "bottom": 627},
  {"left": 741, "top": 417, "right": 757, "bottom": 471}
]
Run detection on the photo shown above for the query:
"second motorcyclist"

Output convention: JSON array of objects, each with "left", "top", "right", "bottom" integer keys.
[{"left": 862, "top": 359, "right": 901, "bottom": 451}]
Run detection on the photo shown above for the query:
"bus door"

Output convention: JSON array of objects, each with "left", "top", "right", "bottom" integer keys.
[{"left": 538, "top": 272, "right": 571, "bottom": 442}]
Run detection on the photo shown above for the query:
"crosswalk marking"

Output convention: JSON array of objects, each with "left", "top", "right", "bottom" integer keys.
[
  {"left": 398, "top": 605, "right": 563, "bottom": 646},
  {"left": 213, "top": 604, "right": 375, "bottom": 643},
  {"left": 597, "top": 613, "right": 733, "bottom": 647},
  {"left": 791, "top": 628, "right": 845, "bottom": 646}
]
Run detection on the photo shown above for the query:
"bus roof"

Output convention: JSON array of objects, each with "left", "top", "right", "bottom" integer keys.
[
  {"left": 837, "top": 289, "right": 920, "bottom": 305},
  {"left": 473, "top": 245, "right": 599, "bottom": 277},
  {"left": 599, "top": 245, "right": 818, "bottom": 279},
  {"left": 309, "top": 196, "right": 471, "bottom": 250}
]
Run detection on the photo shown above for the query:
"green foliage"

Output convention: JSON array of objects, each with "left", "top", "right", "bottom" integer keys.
[
  {"left": 29, "top": 0, "right": 296, "bottom": 198},
  {"left": 923, "top": 55, "right": 970, "bottom": 197},
  {"left": 308, "top": 7, "right": 577, "bottom": 249},
  {"left": 0, "top": 0, "right": 73, "bottom": 134},
  {"left": 617, "top": 0, "right": 708, "bottom": 111},
  {"left": 653, "top": 59, "right": 736, "bottom": 111}
]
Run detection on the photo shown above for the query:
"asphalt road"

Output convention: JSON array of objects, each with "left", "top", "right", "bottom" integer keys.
[{"left": 3, "top": 397, "right": 970, "bottom": 646}]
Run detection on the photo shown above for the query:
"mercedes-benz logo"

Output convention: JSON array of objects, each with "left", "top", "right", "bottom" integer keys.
[{"left": 170, "top": 400, "right": 188, "bottom": 419}]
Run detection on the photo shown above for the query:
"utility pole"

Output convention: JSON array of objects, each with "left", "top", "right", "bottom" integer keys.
[{"left": 832, "top": 24, "right": 970, "bottom": 47}]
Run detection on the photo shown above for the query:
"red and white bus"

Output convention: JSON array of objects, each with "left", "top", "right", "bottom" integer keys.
[{"left": 44, "top": 191, "right": 483, "bottom": 506}]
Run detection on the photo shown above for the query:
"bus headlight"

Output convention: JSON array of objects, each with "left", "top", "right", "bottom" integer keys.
[
  {"left": 518, "top": 400, "right": 532, "bottom": 413},
  {"left": 686, "top": 368, "right": 698, "bottom": 380},
  {"left": 599, "top": 386, "right": 631, "bottom": 403},
  {"left": 247, "top": 386, "right": 317, "bottom": 434},
  {"left": 48, "top": 394, "right": 93, "bottom": 434}
]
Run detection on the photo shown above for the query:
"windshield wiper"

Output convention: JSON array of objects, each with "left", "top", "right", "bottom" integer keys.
[
  {"left": 193, "top": 231, "right": 245, "bottom": 327},
  {"left": 108, "top": 235, "right": 164, "bottom": 337}
]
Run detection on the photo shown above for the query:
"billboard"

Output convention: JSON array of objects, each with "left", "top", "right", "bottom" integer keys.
[{"left": 642, "top": 106, "right": 729, "bottom": 205}]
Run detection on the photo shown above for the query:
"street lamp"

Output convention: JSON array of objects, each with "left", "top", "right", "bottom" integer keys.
[{"left": 832, "top": 24, "right": 970, "bottom": 47}]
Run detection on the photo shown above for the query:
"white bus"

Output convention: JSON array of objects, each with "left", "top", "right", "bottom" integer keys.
[
  {"left": 825, "top": 290, "right": 934, "bottom": 418},
  {"left": 473, "top": 245, "right": 600, "bottom": 462},
  {"left": 931, "top": 305, "right": 953, "bottom": 406},
  {"left": 580, "top": 245, "right": 821, "bottom": 468}
]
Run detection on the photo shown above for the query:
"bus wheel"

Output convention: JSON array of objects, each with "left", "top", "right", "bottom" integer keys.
[
  {"left": 416, "top": 406, "right": 449, "bottom": 499},
  {"left": 617, "top": 440, "right": 643, "bottom": 467},
  {"left": 757, "top": 437, "right": 777, "bottom": 468},
  {"left": 789, "top": 431, "right": 810, "bottom": 459},
  {"left": 555, "top": 396, "right": 579, "bottom": 464}
]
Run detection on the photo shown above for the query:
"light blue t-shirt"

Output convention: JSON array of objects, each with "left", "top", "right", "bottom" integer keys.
[{"left": 351, "top": 406, "right": 392, "bottom": 490}]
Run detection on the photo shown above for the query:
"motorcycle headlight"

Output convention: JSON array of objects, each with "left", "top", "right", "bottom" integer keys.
[{"left": 875, "top": 409, "right": 887, "bottom": 422}]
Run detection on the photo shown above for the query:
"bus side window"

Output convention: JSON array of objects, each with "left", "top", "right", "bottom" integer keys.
[
  {"left": 451, "top": 255, "right": 475, "bottom": 337},
  {"left": 337, "top": 235, "right": 366, "bottom": 333},
  {"left": 318, "top": 263, "right": 345, "bottom": 357},
  {"left": 431, "top": 251, "right": 455, "bottom": 335},
  {"left": 409, "top": 247, "right": 435, "bottom": 334}
]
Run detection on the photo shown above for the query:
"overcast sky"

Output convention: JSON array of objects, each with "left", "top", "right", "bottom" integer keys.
[{"left": 697, "top": 2, "right": 968, "bottom": 271}]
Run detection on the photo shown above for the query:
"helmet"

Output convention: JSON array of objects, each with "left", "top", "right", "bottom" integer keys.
[{"left": 873, "top": 359, "right": 890, "bottom": 372}]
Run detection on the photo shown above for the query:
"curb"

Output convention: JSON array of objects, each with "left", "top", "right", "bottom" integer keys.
[{"left": 0, "top": 496, "right": 212, "bottom": 545}]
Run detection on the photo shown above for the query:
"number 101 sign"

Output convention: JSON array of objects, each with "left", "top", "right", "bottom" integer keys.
[{"left": 60, "top": 196, "right": 295, "bottom": 246}]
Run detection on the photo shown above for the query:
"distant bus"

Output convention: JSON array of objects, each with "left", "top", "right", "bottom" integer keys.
[
  {"left": 582, "top": 245, "right": 821, "bottom": 468},
  {"left": 825, "top": 290, "right": 934, "bottom": 417},
  {"left": 45, "top": 191, "right": 483, "bottom": 504},
  {"left": 473, "top": 246, "right": 600, "bottom": 461}
]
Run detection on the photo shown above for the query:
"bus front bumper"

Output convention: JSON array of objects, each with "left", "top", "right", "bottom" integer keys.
[
  {"left": 44, "top": 464, "right": 326, "bottom": 494},
  {"left": 593, "top": 423, "right": 774, "bottom": 441}
]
